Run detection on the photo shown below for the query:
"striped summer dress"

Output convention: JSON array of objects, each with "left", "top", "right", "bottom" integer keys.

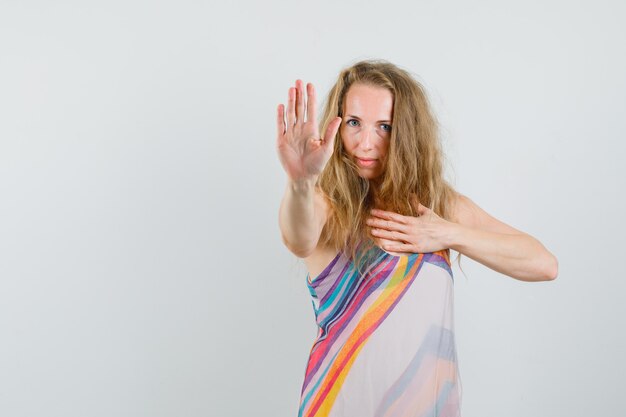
[{"left": 298, "top": 241, "right": 462, "bottom": 417}]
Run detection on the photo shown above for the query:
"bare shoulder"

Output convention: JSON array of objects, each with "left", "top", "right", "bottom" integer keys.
[{"left": 451, "top": 191, "right": 525, "bottom": 235}]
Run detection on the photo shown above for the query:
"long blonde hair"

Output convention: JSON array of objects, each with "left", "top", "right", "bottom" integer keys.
[{"left": 316, "top": 59, "right": 462, "bottom": 272}]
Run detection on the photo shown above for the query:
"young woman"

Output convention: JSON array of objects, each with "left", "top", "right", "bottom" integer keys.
[{"left": 276, "top": 60, "right": 558, "bottom": 417}]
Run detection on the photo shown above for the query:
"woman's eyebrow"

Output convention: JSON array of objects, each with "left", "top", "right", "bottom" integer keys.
[{"left": 346, "top": 114, "right": 392, "bottom": 123}]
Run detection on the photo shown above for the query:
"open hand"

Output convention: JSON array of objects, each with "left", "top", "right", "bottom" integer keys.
[
  {"left": 366, "top": 194, "right": 454, "bottom": 256},
  {"left": 276, "top": 79, "right": 342, "bottom": 181}
]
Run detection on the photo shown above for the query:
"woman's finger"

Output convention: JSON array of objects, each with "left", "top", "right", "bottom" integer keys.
[
  {"left": 323, "top": 116, "right": 342, "bottom": 143},
  {"left": 286, "top": 86, "right": 296, "bottom": 128},
  {"left": 306, "top": 82, "right": 317, "bottom": 125},
  {"left": 382, "top": 242, "right": 412, "bottom": 253},
  {"left": 372, "top": 227, "right": 409, "bottom": 242},
  {"left": 296, "top": 79, "right": 305, "bottom": 124},
  {"left": 371, "top": 209, "right": 408, "bottom": 225},
  {"left": 276, "top": 104, "right": 285, "bottom": 139},
  {"left": 368, "top": 217, "right": 407, "bottom": 233}
]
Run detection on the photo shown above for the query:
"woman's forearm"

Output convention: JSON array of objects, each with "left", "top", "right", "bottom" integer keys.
[
  {"left": 446, "top": 224, "right": 558, "bottom": 282},
  {"left": 278, "top": 176, "right": 320, "bottom": 257}
]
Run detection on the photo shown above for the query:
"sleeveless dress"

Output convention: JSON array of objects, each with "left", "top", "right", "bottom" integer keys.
[{"left": 298, "top": 241, "right": 462, "bottom": 417}]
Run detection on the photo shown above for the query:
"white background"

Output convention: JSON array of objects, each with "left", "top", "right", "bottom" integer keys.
[{"left": 1, "top": 1, "right": 624, "bottom": 416}]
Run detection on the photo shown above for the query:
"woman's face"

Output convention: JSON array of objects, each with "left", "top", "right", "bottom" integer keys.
[{"left": 340, "top": 83, "right": 394, "bottom": 181}]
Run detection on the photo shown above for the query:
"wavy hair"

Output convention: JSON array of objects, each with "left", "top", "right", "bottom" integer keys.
[{"left": 315, "top": 59, "right": 463, "bottom": 274}]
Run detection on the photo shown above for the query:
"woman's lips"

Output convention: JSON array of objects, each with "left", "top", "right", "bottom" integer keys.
[{"left": 357, "top": 157, "right": 377, "bottom": 167}]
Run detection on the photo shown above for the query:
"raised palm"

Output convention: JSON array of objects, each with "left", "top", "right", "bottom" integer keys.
[{"left": 276, "top": 80, "right": 342, "bottom": 181}]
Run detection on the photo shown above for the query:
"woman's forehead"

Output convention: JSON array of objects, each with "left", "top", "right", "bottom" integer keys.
[{"left": 344, "top": 84, "right": 394, "bottom": 120}]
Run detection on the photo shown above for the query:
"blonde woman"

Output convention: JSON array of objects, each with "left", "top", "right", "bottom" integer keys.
[{"left": 276, "top": 60, "right": 557, "bottom": 417}]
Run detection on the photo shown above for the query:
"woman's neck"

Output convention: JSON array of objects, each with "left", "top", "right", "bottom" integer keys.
[{"left": 370, "top": 185, "right": 384, "bottom": 209}]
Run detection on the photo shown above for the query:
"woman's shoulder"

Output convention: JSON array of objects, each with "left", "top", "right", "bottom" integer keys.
[
  {"left": 448, "top": 191, "right": 484, "bottom": 227},
  {"left": 447, "top": 190, "right": 466, "bottom": 224}
]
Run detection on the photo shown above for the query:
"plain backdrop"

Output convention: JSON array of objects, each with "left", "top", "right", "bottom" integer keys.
[{"left": 1, "top": 1, "right": 625, "bottom": 416}]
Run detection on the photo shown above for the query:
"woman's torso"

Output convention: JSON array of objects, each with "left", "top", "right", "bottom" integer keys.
[
  {"left": 304, "top": 234, "right": 407, "bottom": 280},
  {"left": 304, "top": 187, "right": 452, "bottom": 279},
  {"left": 299, "top": 240, "right": 462, "bottom": 417},
  {"left": 305, "top": 244, "right": 346, "bottom": 280}
]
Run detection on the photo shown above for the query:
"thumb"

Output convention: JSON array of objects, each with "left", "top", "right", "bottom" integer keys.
[
  {"left": 410, "top": 194, "right": 428, "bottom": 216},
  {"left": 323, "top": 117, "right": 342, "bottom": 145}
]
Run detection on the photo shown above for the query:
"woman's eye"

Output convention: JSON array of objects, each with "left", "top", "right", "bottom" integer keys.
[
  {"left": 346, "top": 119, "right": 359, "bottom": 127},
  {"left": 381, "top": 124, "right": 392, "bottom": 132}
]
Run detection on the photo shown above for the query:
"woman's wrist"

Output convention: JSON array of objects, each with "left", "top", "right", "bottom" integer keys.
[
  {"left": 442, "top": 221, "right": 465, "bottom": 250},
  {"left": 288, "top": 175, "right": 319, "bottom": 193}
]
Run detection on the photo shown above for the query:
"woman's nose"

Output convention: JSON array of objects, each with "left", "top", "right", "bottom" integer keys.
[{"left": 359, "top": 128, "right": 375, "bottom": 150}]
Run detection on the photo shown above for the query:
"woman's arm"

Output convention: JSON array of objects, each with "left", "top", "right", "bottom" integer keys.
[
  {"left": 278, "top": 177, "right": 328, "bottom": 258},
  {"left": 276, "top": 80, "right": 341, "bottom": 258},
  {"left": 367, "top": 193, "right": 558, "bottom": 282},
  {"left": 447, "top": 193, "right": 558, "bottom": 282}
]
